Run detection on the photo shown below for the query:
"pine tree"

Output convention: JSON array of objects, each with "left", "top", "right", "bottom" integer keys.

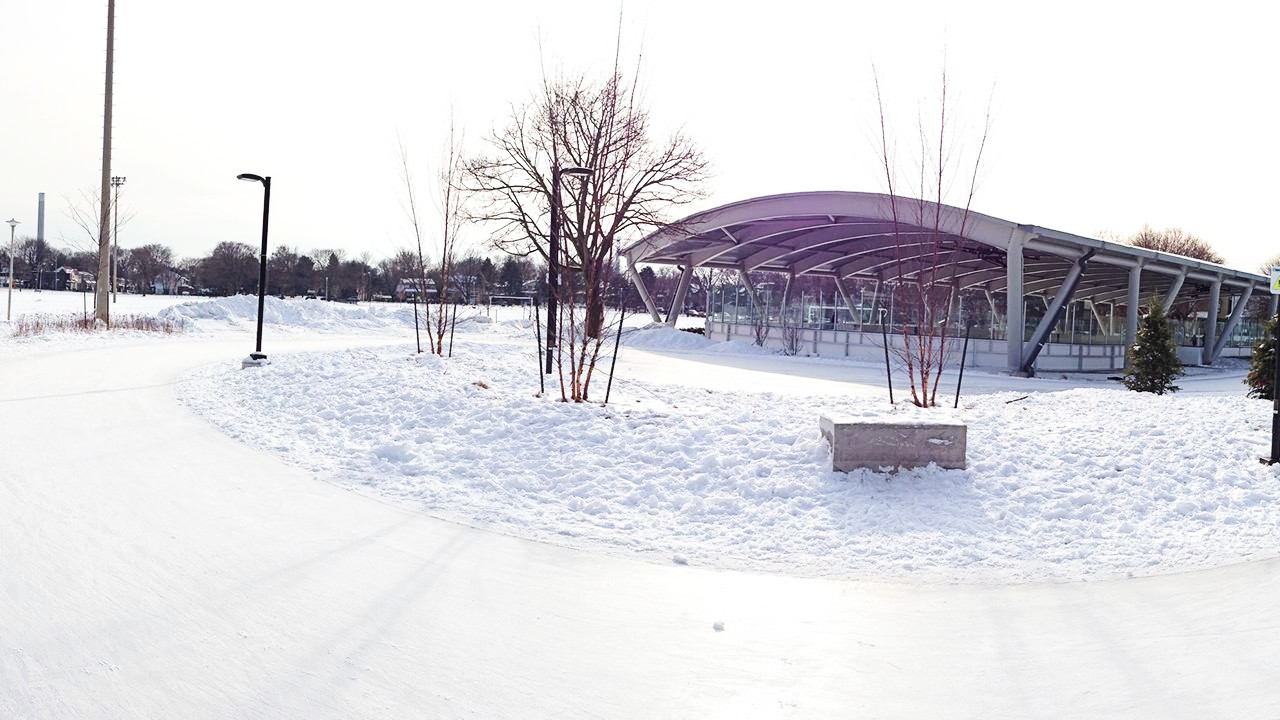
[
  {"left": 1123, "top": 301, "right": 1182, "bottom": 394},
  {"left": 1247, "top": 315, "right": 1278, "bottom": 400}
]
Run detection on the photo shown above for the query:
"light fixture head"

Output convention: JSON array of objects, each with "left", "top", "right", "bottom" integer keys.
[
  {"left": 237, "top": 173, "right": 265, "bottom": 184},
  {"left": 5, "top": 218, "right": 18, "bottom": 229},
  {"left": 560, "top": 166, "right": 593, "bottom": 179}
]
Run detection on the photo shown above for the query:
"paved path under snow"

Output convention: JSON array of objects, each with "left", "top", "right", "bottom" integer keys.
[{"left": 1, "top": 336, "right": 1277, "bottom": 719}]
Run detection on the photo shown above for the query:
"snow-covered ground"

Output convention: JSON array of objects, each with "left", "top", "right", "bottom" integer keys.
[
  {"left": 175, "top": 308, "right": 1280, "bottom": 583},
  {"left": 0, "top": 290, "right": 489, "bottom": 360},
  {"left": 4, "top": 295, "right": 1280, "bottom": 717},
  {"left": 1, "top": 288, "right": 209, "bottom": 318}
]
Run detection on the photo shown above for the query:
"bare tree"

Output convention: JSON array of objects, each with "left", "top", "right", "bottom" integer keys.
[
  {"left": 398, "top": 121, "right": 467, "bottom": 356},
  {"left": 1127, "top": 226, "right": 1223, "bottom": 264},
  {"left": 751, "top": 309, "right": 769, "bottom": 347},
  {"left": 465, "top": 53, "right": 707, "bottom": 401},
  {"left": 63, "top": 188, "right": 135, "bottom": 308},
  {"left": 126, "top": 244, "right": 173, "bottom": 295},
  {"left": 872, "top": 63, "right": 993, "bottom": 407},
  {"left": 430, "top": 122, "right": 467, "bottom": 353},
  {"left": 397, "top": 140, "right": 434, "bottom": 353},
  {"left": 64, "top": 188, "right": 134, "bottom": 253}
]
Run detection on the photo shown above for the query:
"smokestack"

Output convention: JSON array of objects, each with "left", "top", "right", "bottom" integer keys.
[{"left": 37, "top": 192, "right": 45, "bottom": 243}]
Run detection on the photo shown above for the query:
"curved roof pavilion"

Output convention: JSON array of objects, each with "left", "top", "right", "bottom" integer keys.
[{"left": 621, "top": 191, "right": 1271, "bottom": 373}]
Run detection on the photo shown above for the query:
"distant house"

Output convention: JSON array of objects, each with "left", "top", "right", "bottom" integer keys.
[
  {"left": 152, "top": 270, "right": 191, "bottom": 295},
  {"left": 445, "top": 274, "right": 483, "bottom": 303},
  {"left": 54, "top": 267, "right": 96, "bottom": 292},
  {"left": 394, "top": 277, "right": 438, "bottom": 302}
]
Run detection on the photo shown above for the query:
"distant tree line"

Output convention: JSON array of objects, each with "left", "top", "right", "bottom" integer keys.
[{"left": 0, "top": 237, "right": 554, "bottom": 304}]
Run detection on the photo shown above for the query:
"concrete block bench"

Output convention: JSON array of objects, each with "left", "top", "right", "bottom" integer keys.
[{"left": 819, "top": 413, "right": 967, "bottom": 471}]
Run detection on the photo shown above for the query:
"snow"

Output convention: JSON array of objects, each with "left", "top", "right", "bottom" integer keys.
[
  {"left": 172, "top": 309, "right": 1280, "bottom": 583},
  {"left": 623, "top": 323, "right": 770, "bottom": 355},
  {"left": 1, "top": 288, "right": 211, "bottom": 318},
  {"left": 0, "top": 291, "right": 506, "bottom": 362},
  {"left": 158, "top": 294, "right": 422, "bottom": 333},
  {"left": 5, "top": 297, "right": 1280, "bottom": 717},
  {"left": 822, "top": 406, "right": 967, "bottom": 427}
]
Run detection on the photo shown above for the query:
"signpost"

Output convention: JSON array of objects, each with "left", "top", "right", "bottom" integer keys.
[{"left": 1262, "top": 270, "right": 1280, "bottom": 465}]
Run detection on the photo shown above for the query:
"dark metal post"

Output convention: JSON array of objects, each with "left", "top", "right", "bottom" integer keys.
[
  {"left": 411, "top": 292, "right": 422, "bottom": 354},
  {"left": 448, "top": 300, "right": 458, "bottom": 357},
  {"left": 534, "top": 298, "right": 545, "bottom": 395},
  {"left": 880, "top": 311, "right": 894, "bottom": 405},
  {"left": 954, "top": 322, "right": 973, "bottom": 409},
  {"left": 1263, "top": 313, "right": 1280, "bottom": 464},
  {"left": 254, "top": 177, "right": 271, "bottom": 354},
  {"left": 545, "top": 167, "right": 561, "bottom": 374},
  {"left": 604, "top": 304, "right": 626, "bottom": 405}
]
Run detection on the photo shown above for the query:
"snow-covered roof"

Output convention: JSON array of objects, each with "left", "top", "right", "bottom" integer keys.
[{"left": 622, "top": 191, "right": 1268, "bottom": 303}]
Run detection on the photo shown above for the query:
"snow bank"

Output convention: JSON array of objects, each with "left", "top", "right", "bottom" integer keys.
[
  {"left": 158, "top": 295, "right": 525, "bottom": 337},
  {"left": 177, "top": 336, "right": 1280, "bottom": 584},
  {"left": 624, "top": 324, "right": 769, "bottom": 355},
  {"left": 159, "top": 295, "right": 415, "bottom": 332}
]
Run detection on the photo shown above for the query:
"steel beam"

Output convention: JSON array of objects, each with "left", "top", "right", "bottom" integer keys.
[
  {"left": 834, "top": 275, "right": 858, "bottom": 322},
  {"left": 780, "top": 272, "right": 794, "bottom": 320},
  {"left": 1125, "top": 264, "right": 1142, "bottom": 349},
  {"left": 666, "top": 263, "right": 694, "bottom": 326},
  {"left": 738, "top": 266, "right": 763, "bottom": 312},
  {"left": 1161, "top": 271, "right": 1187, "bottom": 314},
  {"left": 1202, "top": 278, "right": 1221, "bottom": 365},
  {"left": 627, "top": 256, "right": 662, "bottom": 322},
  {"left": 1212, "top": 286, "right": 1254, "bottom": 360},
  {"left": 739, "top": 224, "right": 900, "bottom": 271},
  {"left": 1006, "top": 234, "right": 1025, "bottom": 373},
  {"left": 796, "top": 235, "right": 955, "bottom": 277},
  {"left": 1021, "top": 250, "right": 1094, "bottom": 374}
]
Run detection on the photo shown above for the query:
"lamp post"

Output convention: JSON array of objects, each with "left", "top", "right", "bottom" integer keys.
[
  {"left": 545, "top": 165, "right": 592, "bottom": 374},
  {"left": 5, "top": 219, "right": 18, "bottom": 322},
  {"left": 237, "top": 173, "right": 271, "bottom": 367},
  {"left": 110, "top": 175, "right": 126, "bottom": 302}
]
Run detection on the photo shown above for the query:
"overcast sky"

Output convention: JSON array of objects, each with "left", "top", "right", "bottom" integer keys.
[{"left": 2, "top": 0, "right": 1276, "bottom": 271}]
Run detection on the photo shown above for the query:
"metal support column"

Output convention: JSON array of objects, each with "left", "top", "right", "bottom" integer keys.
[
  {"left": 1212, "top": 286, "right": 1254, "bottom": 361},
  {"left": 738, "top": 266, "right": 763, "bottom": 312},
  {"left": 1203, "top": 278, "right": 1221, "bottom": 365},
  {"left": 1021, "top": 250, "right": 1094, "bottom": 374},
  {"left": 1161, "top": 271, "right": 1187, "bottom": 315},
  {"left": 666, "top": 263, "right": 694, "bottom": 326},
  {"left": 1005, "top": 234, "right": 1025, "bottom": 373},
  {"left": 834, "top": 276, "right": 858, "bottom": 325},
  {"left": 779, "top": 272, "right": 794, "bottom": 323},
  {"left": 1088, "top": 300, "right": 1106, "bottom": 331},
  {"left": 627, "top": 256, "right": 662, "bottom": 322},
  {"left": 1125, "top": 264, "right": 1142, "bottom": 349}
]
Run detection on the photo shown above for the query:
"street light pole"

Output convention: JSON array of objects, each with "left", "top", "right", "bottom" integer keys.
[
  {"left": 1263, "top": 312, "right": 1280, "bottom": 465},
  {"left": 110, "top": 175, "right": 126, "bottom": 302},
  {"left": 237, "top": 173, "right": 271, "bottom": 367},
  {"left": 5, "top": 219, "right": 18, "bottom": 322},
  {"left": 545, "top": 165, "right": 591, "bottom": 374}
]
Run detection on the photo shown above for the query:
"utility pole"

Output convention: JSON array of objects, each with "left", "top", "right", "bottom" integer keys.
[
  {"left": 95, "top": 0, "right": 117, "bottom": 323},
  {"left": 111, "top": 175, "right": 126, "bottom": 302},
  {"left": 6, "top": 219, "right": 19, "bottom": 322}
]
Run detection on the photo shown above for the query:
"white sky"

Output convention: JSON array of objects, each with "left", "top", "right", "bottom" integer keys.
[{"left": 2, "top": 0, "right": 1276, "bottom": 270}]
